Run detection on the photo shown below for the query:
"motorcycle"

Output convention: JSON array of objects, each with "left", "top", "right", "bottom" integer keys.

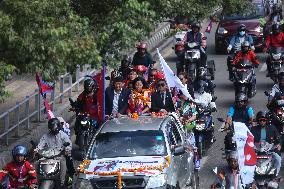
[
  {"left": 69, "top": 98, "right": 96, "bottom": 154},
  {"left": 33, "top": 142, "right": 71, "bottom": 189},
  {"left": 232, "top": 57, "right": 256, "bottom": 98},
  {"left": 173, "top": 31, "right": 187, "bottom": 58},
  {"left": 183, "top": 42, "right": 202, "bottom": 80},
  {"left": 254, "top": 141, "right": 280, "bottom": 189},
  {"left": 193, "top": 105, "right": 214, "bottom": 158},
  {"left": 267, "top": 47, "right": 284, "bottom": 82},
  {"left": 195, "top": 67, "right": 216, "bottom": 96}
]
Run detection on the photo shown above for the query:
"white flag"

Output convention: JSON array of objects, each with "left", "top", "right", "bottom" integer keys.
[
  {"left": 233, "top": 122, "right": 257, "bottom": 186},
  {"left": 157, "top": 49, "right": 193, "bottom": 100}
]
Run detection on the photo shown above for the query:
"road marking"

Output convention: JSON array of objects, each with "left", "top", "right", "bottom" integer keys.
[{"left": 259, "top": 63, "right": 267, "bottom": 72}]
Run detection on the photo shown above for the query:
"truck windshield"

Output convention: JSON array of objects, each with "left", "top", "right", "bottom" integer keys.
[{"left": 89, "top": 130, "right": 167, "bottom": 159}]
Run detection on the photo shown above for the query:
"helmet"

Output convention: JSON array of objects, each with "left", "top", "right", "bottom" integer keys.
[
  {"left": 191, "top": 21, "right": 201, "bottom": 29},
  {"left": 197, "top": 67, "right": 207, "bottom": 79},
  {"left": 48, "top": 118, "right": 61, "bottom": 135},
  {"left": 155, "top": 72, "right": 165, "bottom": 80},
  {"left": 241, "top": 41, "right": 250, "bottom": 53},
  {"left": 256, "top": 111, "right": 267, "bottom": 121},
  {"left": 196, "top": 80, "right": 207, "bottom": 94},
  {"left": 121, "top": 55, "right": 132, "bottom": 67},
  {"left": 84, "top": 78, "right": 96, "bottom": 93},
  {"left": 12, "top": 145, "right": 28, "bottom": 158},
  {"left": 272, "top": 23, "right": 280, "bottom": 34},
  {"left": 235, "top": 93, "right": 248, "bottom": 102},
  {"left": 133, "top": 65, "right": 147, "bottom": 73},
  {"left": 238, "top": 24, "right": 246, "bottom": 32},
  {"left": 136, "top": 42, "right": 147, "bottom": 49}
]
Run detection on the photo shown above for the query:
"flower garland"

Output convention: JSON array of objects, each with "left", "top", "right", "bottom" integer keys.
[{"left": 78, "top": 156, "right": 171, "bottom": 189}]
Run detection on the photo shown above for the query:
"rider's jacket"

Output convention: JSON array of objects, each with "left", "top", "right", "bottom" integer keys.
[
  {"left": 264, "top": 32, "right": 284, "bottom": 49},
  {"left": 251, "top": 124, "right": 280, "bottom": 145},
  {"left": 132, "top": 52, "right": 153, "bottom": 67},
  {"left": 227, "top": 106, "right": 254, "bottom": 124},
  {"left": 232, "top": 51, "right": 260, "bottom": 66},
  {"left": 35, "top": 130, "right": 72, "bottom": 152},
  {"left": 77, "top": 91, "right": 98, "bottom": 119},
  {"left": 0, "top": 160, "right": 37, "bottom": 188},
  {"left": 228, "top": 34, "right": 254, "bottom": 52},
  {"left": 186, "top": 31, "right": 207, "bottom": 49}
]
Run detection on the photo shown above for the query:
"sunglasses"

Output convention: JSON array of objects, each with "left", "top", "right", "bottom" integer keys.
[
  {"left": 258, "top": 118, "right": 267, "bottom": 122},
  {"left": 240, "top": 29, "right": 246, "bottom": 32},
  {"left": 179, "top": 77, "right": 184, "bottom": 80},
  {"left": 157, "top": 83, "right": 166, "bottom": 87}
]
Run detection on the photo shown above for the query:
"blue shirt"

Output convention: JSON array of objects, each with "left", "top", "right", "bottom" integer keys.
[{"left": 227, "top": 106, "right": 254, "bottom": 117}]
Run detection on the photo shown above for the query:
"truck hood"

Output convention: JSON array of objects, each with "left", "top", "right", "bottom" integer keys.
[{"left": 80, "top": 156, "right": 169, "bottom": 179}]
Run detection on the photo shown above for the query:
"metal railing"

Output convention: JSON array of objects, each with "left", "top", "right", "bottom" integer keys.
[{"left": 0, "top": 65, "right": 96, "bottom": 145}]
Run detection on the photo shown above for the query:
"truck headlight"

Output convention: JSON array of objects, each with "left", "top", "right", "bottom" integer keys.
[
  {"left": 75, "top": 179, "right": 93, "bottom": 189},
  {"left": 146, "top": 174, "right": 166, "bottom": 188}
]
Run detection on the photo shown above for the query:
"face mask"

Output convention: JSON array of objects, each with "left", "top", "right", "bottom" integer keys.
[{"left": 239, "top": 31, "right": 245, "bottom": 36}]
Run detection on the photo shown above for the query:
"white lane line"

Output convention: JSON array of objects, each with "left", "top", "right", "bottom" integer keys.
[{"left": 259, "top": 63, "right": 267, "bottom": 72}]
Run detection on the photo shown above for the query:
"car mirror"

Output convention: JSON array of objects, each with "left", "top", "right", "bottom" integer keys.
[
  {"left": 217, "top": 118, "right": 225, "bottom": 122},
  {"left": 173, "top": 145, "right": 185, "bottom": 156},
  {"left": 73, "top": 150, "right": 85, "bottom": 161}
]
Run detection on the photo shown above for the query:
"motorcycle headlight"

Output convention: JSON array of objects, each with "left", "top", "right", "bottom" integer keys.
[
  {"left": 146, "top": 174, "right": 166, "bottom": 188},
  {"left": 195, "top": 123, "right": 205, "bottom": 131},
  {"left": 255, "top": 165, "right": 268, "bottom": 175},
  {"left": 272, "top": 53, "right": 282, "bottom": 60},
  {"left": 75, "top": 179, "right": 93, "bottom": 189},
  {"left": 217, "top": 27, "right": 228, "bottom": 35},
  {"left": 252, "top": 26, "right": 263, "bottom": 33},
  {"left": 192, "top": 51, "right": 200, "bottom": 59}
]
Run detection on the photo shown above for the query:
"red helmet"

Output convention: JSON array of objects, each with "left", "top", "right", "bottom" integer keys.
[
  {"left": 155, "top": 72, "right": 165, "bottom": 80},
  {"left": 136, "top": 42, "right": 147, "bottom": 49},
  {"left": 133, "top": 65, "right": 147, "bottom": 73}
]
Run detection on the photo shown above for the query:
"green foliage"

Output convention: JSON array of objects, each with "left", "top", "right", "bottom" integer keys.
[{"left": 0, "top": 62, "right": 15, "bottom": 101}]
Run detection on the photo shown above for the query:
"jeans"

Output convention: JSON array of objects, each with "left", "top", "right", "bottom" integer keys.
[{"left": 272, "top": 152, "right": 281, "bottom": 176}]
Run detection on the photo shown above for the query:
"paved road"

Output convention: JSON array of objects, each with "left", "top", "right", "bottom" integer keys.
[{"left": 159, "top": 23, "right": 284, "bottom": 188}]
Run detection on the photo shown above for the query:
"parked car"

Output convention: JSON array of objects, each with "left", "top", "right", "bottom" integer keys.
[
  {"left": 74, "top": 114, "right": 198, "bottom": 189},
  {"left": 215, "top": 1, "right": 267, "bottom": 53}
]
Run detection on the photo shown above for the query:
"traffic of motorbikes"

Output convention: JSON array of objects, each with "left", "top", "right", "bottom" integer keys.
[{"left": 1, "top": 3, "right": 284, "bottom": 189}]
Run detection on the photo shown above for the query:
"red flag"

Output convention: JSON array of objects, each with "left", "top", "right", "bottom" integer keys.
[
  {"left": 93, "top": 66, "right": 106, "bottom": 123},
  {"left": 35, "top": 73, "right": 54, "bottom": 98},
  {"left": 244, "top": 132, "right": 257, "bottom": 166},
  {"left": 44, "top": 100, "right": 55, "bottom": 120},
  {"left": 205, "top": 21, "right": 213, "bottom": 33}
]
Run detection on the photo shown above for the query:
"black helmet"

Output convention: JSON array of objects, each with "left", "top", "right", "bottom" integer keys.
[
  {"left": 235, "top": 93, "right": 248, "bottom": 102},
  {"left": 238, "top": 24, "right": 246, "bottom": 31},
  {"left": 84, "top": 78, "right": 97, "bottom": 93},
  {"left": 197, "top": 67, "right": 207, "bottom": 79},
  {"left": 12, "top": 145, "right": 28, "bottom": 160},
  {"left": 256, "top": 111, "right": 267, "bottom": 121},
  {"left": 196, "top": 80, "right": 207, "bottom": 94},
  {"left": 272, "top": 23, "right": 280, "bottom": 34},
  {"left": 191, "top": 21, "right": 201, "bottom": 29},
  {"left": 121, "top": 55, "right": 132, "bottom": 67},
  {"left": 241, "top": 41, "right": 250, "bottom": 53},
  {"left": 48, "top": 118, "right": 61, "bottom": 135}
]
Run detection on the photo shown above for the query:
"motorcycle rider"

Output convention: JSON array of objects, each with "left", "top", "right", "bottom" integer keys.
[
  {"left": 119, "top": 55, "right": 132, "bottom": 80},
  {"left": 267, "top": 72, "right": 284, "bottom": 107},
  {"left": 34, "top": 118, "right": 75, "bottom": 187},
  {"left": 263, "top": 23, "right": 284, "bottom": 74},
  {"left": 232, "top": 41, "right": 260, "bottom": 97},
  {"left": 224, "top": 93, "right": 254, "bottom": 130},
  {"left": 227, "top": 24, "right": 255, "bottom": 81},
  {"left": 251, "top": 111, "right": 282, "bottom": 177},
  {"left": 0, "top": 145, "right": 37, "bottom": 189},
  {"left": 132, "top": 42, "right": 153, "bottom": 68},
  {"left": 185, "top": 21, "right": 207, "bottom": 67},
  {"left": 194, "top": 67, "right": 216, "bottom": 95},
  {"left": 194, "top": 80, "right": 217, "bottom": 143}
]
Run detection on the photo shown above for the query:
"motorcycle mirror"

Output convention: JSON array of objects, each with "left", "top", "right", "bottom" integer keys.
[
  {"left": 217, "top": 118, "right": 225, "bottom": 122},
  {"left": 63, "top": 142, "right": 70, "bottom": 147},
  {"left": 264, "top": 90, "right": 270, "bottom": 96},
  {"left": 105, "top": 76, "right": 111, "bottom": 80}
]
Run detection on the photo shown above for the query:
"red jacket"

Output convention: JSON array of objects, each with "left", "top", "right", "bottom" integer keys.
[
  {"left": 264, "top": 32, "right": 284, "bottom": 49},
  {"left": 232, "top": 51, "right": 260, "bottom": 66},
  {"left": 0, "top": 161, "right": 37, "bottom": 188},
  {"left": 77, "top": 92, "right": 98, "bottom": 119}
]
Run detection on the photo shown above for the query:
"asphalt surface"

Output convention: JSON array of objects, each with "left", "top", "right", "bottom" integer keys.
[{"left": 158, "top": 23, "right": 284, "bottom": 188}]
